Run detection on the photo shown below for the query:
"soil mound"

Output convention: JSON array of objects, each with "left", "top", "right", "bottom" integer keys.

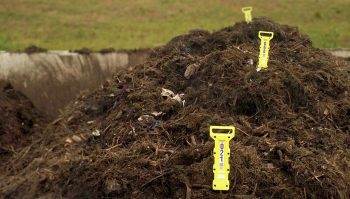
[
  {"left": 73, "top": 47, "right": 93, "bottom": 55},
  {"left": 24, "top": 45, "right": 48, "bottom": 54},
  {"left": 1, "top": 18, "right": 350, "bottom": 199},
  {"left": 0, "top": 81, "right": 44, "bottom": 164}
]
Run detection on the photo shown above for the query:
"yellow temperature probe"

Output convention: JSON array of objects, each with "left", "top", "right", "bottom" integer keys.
[
  {"left": 241, "top": 7, "right": 253, "bottom": 23},
  {"left": 210, "top": 126, "right": 235, "bottom": 191},
  {"left": 257, "top": 31, "right": 274, "bottom": 70}
]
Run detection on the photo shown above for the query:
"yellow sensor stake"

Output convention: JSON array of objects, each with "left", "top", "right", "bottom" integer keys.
[
  {"left": 257, "top": 31, "right": 274, "bottom": 71},
  {"left": 241, "top": 7, "right": 253, "bottom": 23},
  {"left": 210, "top": 126, "right": 235, "bottom": 191}
]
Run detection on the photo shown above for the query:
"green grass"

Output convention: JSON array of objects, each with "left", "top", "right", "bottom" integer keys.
[
  {"left": 0, "top": 34, "right": 16, "bottom": 50},
  {"left": 0, "top": 0, "right": 349, "bottom": 50}
]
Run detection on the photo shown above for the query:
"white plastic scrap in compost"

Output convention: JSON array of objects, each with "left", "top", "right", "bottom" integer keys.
[
  {"left": 92, "top": 129, "right": 101, "bottom": 137},
  {"left": 161, "top": 88, "right": 185, "bottom": 107}
]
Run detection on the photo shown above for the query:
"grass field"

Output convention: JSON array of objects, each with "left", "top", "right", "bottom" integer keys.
[{"left": 0, "top": 0, "right": 349, "bottom": 50}]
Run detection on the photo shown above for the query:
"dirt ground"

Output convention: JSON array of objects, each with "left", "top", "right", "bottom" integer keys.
[{"left": 1, "top": 18, "right": 350, "bottom": 199}]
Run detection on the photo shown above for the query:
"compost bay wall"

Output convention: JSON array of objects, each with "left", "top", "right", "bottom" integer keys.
[{"left": 0, "top": 50, "right": 150, "bottom": 117}]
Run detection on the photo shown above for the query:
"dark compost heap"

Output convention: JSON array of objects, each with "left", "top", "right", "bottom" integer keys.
[
  {"left": 0, "top": 81, "right": 44, "bottom": 165},
  {"left": 1, "top": 18, "right": 350, "bottom": 199}
]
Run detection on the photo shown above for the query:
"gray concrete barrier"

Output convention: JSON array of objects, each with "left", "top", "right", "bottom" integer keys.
[
  {"left": 0, "top": 50, "right": 150, "bottom": 117},
  {"left": 326, "top": 48, "right": 350, "bottom": 58}
]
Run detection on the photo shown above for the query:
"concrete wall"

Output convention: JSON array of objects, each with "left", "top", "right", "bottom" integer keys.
[
  {"left": 326, "top": 48, "right": 350, "bottom": 58},
  {"left": 0, "top": 50, "right": 150, "bottom": 117}
]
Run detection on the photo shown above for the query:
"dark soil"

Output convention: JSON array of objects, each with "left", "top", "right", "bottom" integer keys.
[
  {"left": 100, "top": 48, "right": 116, "bottom": 54},
  {"left": 0, "top": 81, "right": 44, "bottom": 165},
  {"left": 24, "top": 45, "right": 48, "bottom": 54},
  {"left": 73, "top": 47, "right": 93, "bottom": 55},
  {"left": 1, "top": 18, "right": 350, "bottom": 199}
]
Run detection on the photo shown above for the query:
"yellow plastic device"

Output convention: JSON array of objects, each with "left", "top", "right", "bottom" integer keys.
[
  {"left": 210, "top": 126, "right": 235, "bottom": 191},
  {"left": 257, "top": 31, "right": 274, "bottom": 70},
  {"left": 241, "top": 7, "right": 253, "bottom": 23}
]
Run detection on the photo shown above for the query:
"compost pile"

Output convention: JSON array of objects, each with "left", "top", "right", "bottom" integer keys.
[
  {"left": 0, "top": 81, "right": 43, "bottom": 164},
  {"left": 1, "top": 18, "right": 350, "bottom": 199}
]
